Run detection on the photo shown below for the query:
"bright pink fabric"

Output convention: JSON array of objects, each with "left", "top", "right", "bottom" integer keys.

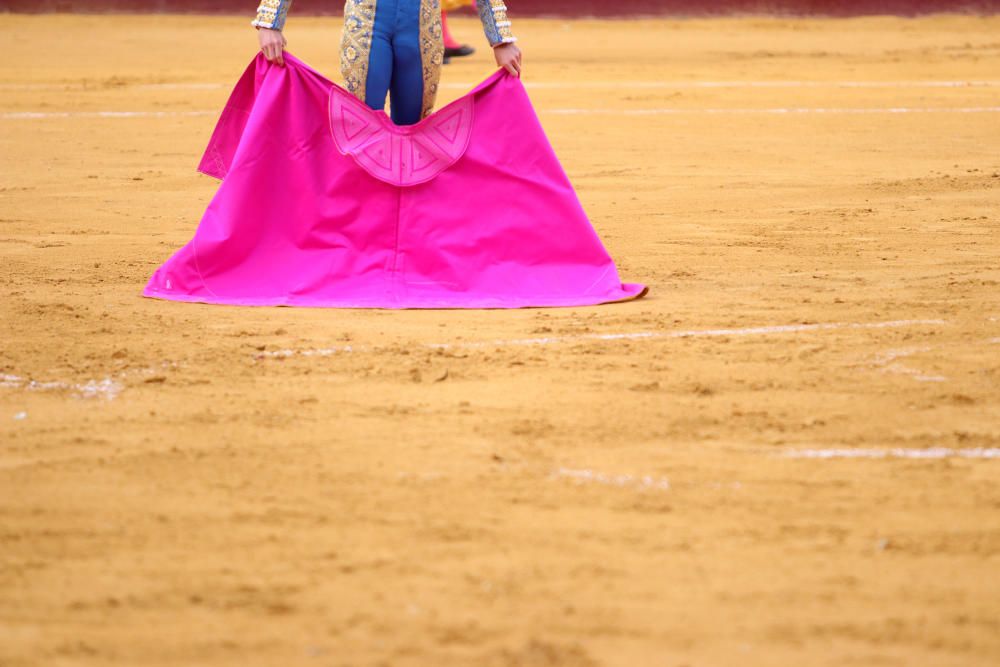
[{"left": 142, "top": 52, "right": 647, "bottom": 308}]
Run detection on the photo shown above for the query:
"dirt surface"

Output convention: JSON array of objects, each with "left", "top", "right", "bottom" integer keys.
[{"left": 2, "top": 13, "right": 999, "bottom": 667}]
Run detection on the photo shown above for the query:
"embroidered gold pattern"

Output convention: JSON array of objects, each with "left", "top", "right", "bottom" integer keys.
[
  {"left": 476, "top": 0, "right": 516, "bottom": 45},
  {"left": 489, "top": 1, "right": 516, "bottom": 43},
  {"left": 252, "top": 0, "right": 293, "bottom": 30},
  {"left": 340, "top": 0, "right": 377, "bottom": 105},
  {"left": 419, "top": 0, "right": 445, "bottom": 118}
]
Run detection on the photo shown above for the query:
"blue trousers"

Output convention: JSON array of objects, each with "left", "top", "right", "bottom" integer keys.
[{"left": 366, "top": 0, "right": 424, "bottom": 125}]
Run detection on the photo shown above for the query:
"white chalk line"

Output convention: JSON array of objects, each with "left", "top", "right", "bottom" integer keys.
[
  {"left": 424, "top": 318, "right": 947, "bottom": 351},
  {"left": 6, "top": 107, "right": 1000, "bottom": 120},
  {"left": 134, "top": 83, "right": 225, "bottom": 91},
  {"left": 460, "top": 80, "right": 1000, "bottom": 90},
  {"left": 257, "top": 346, "right": 355, "bottom": 359},
  {"left": 554, "top": 467, "right": 671, "bottom": 491},
  {"left": 5, "top": 80, "right": 999, "bottom": 92},
  {"left": 544, "top": 106, "right": 1000, "bottom": 115},
  {"left": 398, "top": 467, "right": 743, "bottom": 493},
  {"left": 783, "top": 447, "right": 1000, "bottom": 460},
  {"left": 254, "top": 318, "right": 946, "bottom": 359},
  {"left": 0, "top": 82, "right": 226, "bottom": 91}
]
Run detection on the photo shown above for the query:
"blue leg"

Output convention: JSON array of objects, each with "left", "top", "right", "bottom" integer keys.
[
  {"left": 364, "top": 0, "right": 395, "bottom": 113},
  {"left": 388, "top": 0, "right": 425, "bottom": 125}
]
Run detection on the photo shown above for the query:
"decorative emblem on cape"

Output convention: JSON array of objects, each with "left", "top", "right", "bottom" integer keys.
[{"left": 328, "top": 89, "right": 474, "bottom": 187}]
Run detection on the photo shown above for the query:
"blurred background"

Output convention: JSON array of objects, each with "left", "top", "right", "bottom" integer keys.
[
  {"left": 3, "top": 1, "right": 1000, "bottom": 666},
  {"left": 2, "top": 0, "right": 999, "bottom": 16}
]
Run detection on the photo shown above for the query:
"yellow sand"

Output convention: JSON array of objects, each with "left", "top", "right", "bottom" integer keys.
[{"left": 1, "top": 13, "right": 999, "bottom": 667}]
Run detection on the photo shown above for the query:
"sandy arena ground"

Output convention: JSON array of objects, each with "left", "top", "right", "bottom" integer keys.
[{"left": 1, "top": 12, "right": 999, "bottom": 667}]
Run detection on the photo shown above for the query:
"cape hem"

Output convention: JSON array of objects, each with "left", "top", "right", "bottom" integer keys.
[{"left": 140, "top": 284, "right": 648, "bottom": 310}]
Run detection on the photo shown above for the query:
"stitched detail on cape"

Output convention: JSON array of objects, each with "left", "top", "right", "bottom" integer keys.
[{"left": 329, "top": 89, "right": 474, "bottom": 187}]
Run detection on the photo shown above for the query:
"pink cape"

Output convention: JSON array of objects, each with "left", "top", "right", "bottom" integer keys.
[{"left": 142, "top": 52, "right": 647, "bottom": 308}]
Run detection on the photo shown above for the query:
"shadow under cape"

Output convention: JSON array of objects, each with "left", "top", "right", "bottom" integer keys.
[{"left": 142, "top": 52, "right": 648, "bottom": 309}]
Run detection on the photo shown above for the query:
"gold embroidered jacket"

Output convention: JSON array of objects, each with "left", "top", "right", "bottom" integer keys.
[
  {"left": 252, "top": 1, "right": 516, "bottom": 118},
  {"left": 252, "top": 1, "right": 516, "bottom": 47}
]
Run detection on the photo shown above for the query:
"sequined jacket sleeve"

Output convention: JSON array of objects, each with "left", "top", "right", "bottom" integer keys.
[
  {"left": 252, "top": 0, "right": 293, "bottom": 31},
  {"left": 475, "top": 0, "right": 517, "bottom": 47}
]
